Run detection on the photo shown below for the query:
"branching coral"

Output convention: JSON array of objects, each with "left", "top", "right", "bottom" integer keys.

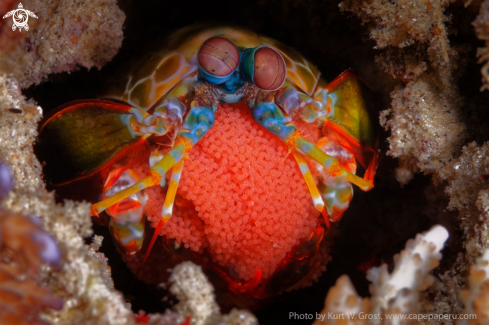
[
  {"left": 313, "top": 275, "right": 370, "bottom": 325},
  {"left": 368, "top": 225, "right": 449, "bottom": 316},
  {"left": 0, "top": 0, "right": 125, "bottom": 88},
  {"left": 313, "top": 225, "right": 449, "bottom": 325}
]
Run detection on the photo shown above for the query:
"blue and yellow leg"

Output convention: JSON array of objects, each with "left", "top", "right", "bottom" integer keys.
[
  {"left": 133, "top": 101, "right": 215, "bottom": 279},
  {"left": 136, "top": 157, "right": 186, "bottom": 278},
  {"left": 315, "top": 137, "right": 357, "bottom": 222},
  {"left": 293, "top": 136, "right": 373, "bottom": 191},
  {"left": 90, "top": 142, "right": 186, "bottom": 216},
  {"left": 276, "top": 73, "right": 378, "bottom": 182},
  {"left": 292, "top": 151, "right": 330, "bottom": 230},
  {"left": 161, "top": 159, "right": 185, "bottom": 223},
  {"left": 249, "top": 101, "right": 373, "bottom": 192},
  {"left": 91, "top": 103, "right": 215, "bottom": 216},
  {"left": 318, "top": 175, "right": 354, "bottom": 223}
]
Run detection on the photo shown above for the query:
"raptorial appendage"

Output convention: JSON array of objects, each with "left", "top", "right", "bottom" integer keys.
[
  {"left": 123, "top": 89, "right": 188, "bottom": 138},
  {"left": 91, "top": 105, "right": 216, "bottom": 216}
]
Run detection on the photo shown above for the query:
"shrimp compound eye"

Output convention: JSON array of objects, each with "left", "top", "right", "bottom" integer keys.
[
  {"left": 253, "top": 47, "right": 286, "bottom": 91},
  {"left": 197, "top": 37, "right": 240, "bottom": 84},
  {"left": 241, "top": 46, "right": 286, "bottom": 91}
]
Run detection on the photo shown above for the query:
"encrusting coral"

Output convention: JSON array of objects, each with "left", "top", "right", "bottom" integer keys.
[
  {"left": 341, "top": 0, "right": 467, "bottom": 183},
  {"left": 380, "top": 72, "right": 465, "bottom": 181},
  {"left": 0, "top": 1, "right": 140, "bottom": 322},
  {"left": 313, "top": 225, "right": 449, "bottom": 325},
  {"left": 440, "top": 144, "right": 489, "bottom": 259},
  {"left": 0, "top": 0, "right": 125, "bottom": 88}
]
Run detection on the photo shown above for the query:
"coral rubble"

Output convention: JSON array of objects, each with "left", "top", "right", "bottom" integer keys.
[
  {"left": 339, "top": 0, "right": 457, "bottom": 84},
  {"left": 440, "top": 143, "right": 489, "bottom": 259},
  {"left": 341, "top": 0, "right": 467, "bottom": 182}
]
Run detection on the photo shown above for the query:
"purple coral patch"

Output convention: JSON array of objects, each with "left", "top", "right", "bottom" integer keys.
[
  {"left": 0, "top": 162, "right": 13, "bottom": 200},
  {"left": 32, "top": 228, "right": 62, "bottom": 269}
]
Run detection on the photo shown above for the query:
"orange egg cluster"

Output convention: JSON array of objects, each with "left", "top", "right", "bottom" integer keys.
[{"left": 144, "top": 101, "right": 322, "bottom": 281}]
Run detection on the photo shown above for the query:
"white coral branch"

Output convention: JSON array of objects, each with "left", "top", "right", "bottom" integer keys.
[
  {"left": 368, "top": 225, "right": 449, "bottom": 312},
  {"left": 314, "top": 225, "right": 449, "bottom": 325}
]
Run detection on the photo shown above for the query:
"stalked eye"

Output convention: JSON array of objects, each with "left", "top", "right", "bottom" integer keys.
[
  {"left": 198, "top": 37, "right": 240, "bottom": 77},
  {"left": 240, "top": 46, "right": 286, "bottom": 91},
  {"left": 253, "top": 47, "right": 286, "bottom": 91}
]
